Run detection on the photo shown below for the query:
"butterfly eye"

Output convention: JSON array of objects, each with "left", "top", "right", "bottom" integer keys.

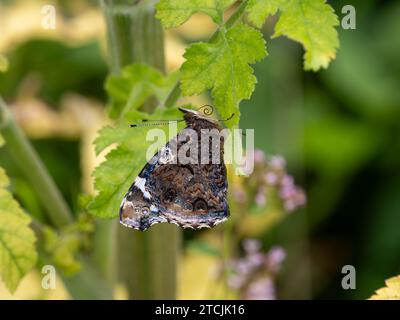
[
  {"left": 194, "top": 198, "right": 208, "bottom": 211},
  {"left": 141, "top": 206, "right": 150, "bottom": 215},
  {"left": 134, "top": 207, "right": 140, "bottom": 213}
]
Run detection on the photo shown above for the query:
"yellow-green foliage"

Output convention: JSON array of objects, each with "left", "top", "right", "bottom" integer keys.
[
  {"left": 370, "top": 275, "right": 400, "bottom": 300},
  {"left": 0, "top": 135, "right": 37, "bottom": 292},
  {"left": 247, "top": 0, "right": 339, "bottom": 70}
]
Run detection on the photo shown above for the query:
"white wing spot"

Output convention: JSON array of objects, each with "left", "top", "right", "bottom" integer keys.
[
  {"left": 134, "top": 177, "right": 151, "bottom": 199},
  {"left": 159, "top": 146, "right": 175, "bottom": 164}
]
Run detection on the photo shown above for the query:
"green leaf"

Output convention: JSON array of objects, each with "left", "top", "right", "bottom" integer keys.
[
  {"left": 0, "top": 133, "right": 4, "bottom": 147},
  {"left": 181, "top": 23, "right": 266, "bottom": 126},
  {"left": 247, "top": 0, "right": 283, "bottom": 27},
  {"left": 0, "top": 167, "right": 37, "bottom": 293},
  {"left": 88, "top": 108, "right": 184, "bottom": 218},
  {"left": 105, "top": 63, "right": 178, "bottom": 119},
  {"left": 156, "top": 0, "right": 236, "bottom": 28},
  {"left": 247, "top": 0, "right": 339, "bottom": 71}
]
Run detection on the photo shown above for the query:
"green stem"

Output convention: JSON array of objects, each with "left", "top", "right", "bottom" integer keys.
[
  {"left": 224, "top": 0, "right": 249, "bottom": 29},
  {"left": 163, "top": 83, "right": 181, "bottom": 109},
  {"left": 101, "top": 0, "right": 180, "bottom": 299},
  {"left": 0, "top": 97, "right": 73, "bottom": 228},
  {"left": 61, "top": 255, "right": 115, "bottom": 299},
  {"left": 101, "top": 0, "right": 165, "bottom": 74},
  {"left": 92, "top": 219, "right": 118, "bottom": 284},
  {"left": 163, "top": 0, "right": 249, "bottom": 108}
]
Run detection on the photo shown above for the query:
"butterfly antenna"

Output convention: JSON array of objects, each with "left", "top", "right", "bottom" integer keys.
[
  {"left": 142, "top": 119, "right": 183, "bottom": 123},
  {"left": 216, "top": 113, "right": 245, "bottom": 136},
  {"left": 130, "top": 119, "right": 184, "bottom": 127},
  {"left": 218, "top": 113, "right": 235, "bottom": 122}
]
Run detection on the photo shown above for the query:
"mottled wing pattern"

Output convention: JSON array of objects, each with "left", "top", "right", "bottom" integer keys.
[
  {"left": 119, "top": 148, "right": 165, "bottom": 231},
  {"left": 120, "top": 109, "right": 229, "bottom": 231}
]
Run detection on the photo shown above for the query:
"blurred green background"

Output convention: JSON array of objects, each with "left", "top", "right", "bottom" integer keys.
[
  {"left": 0, "top": 0, "right": 399, "bottom": 299},
  {"left": 241, "top": 0, "right": 400, "bottom": 299}
]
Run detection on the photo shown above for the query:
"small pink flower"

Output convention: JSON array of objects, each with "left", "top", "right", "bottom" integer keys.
[
  {"left": 247, "top": 253, "right": 265, "bottom": 268},
  {"left": 255, "top": 193, "right": 266, "bottom": 206},
  {"left": 227, "top": 275, "right": 244, "bottom": 289},
  {"left": 243, "top": 239, "right": 262, "bottom": 254},
  {"left": 265, "top": 246, "right": 286, "bottom": 272},
  {"left": 254, "top": 150, "right": 265, "bottom": 164},
  {"left": 235, "top": 260, "right": 253, "bottom": 276},
  {"left": 245, "top": 277, "right": 275, "bottom": 300},
  {"left": 270, "top": 155, "right": 286, "bottom": 170},
  {"left": 265, "top": 172, "right": 278, "bottom": 185},
  {"left": 281, "top": 174, "right": 294, "bottom": 187}
]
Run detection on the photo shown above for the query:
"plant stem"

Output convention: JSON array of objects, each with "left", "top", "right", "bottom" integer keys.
[
  {"left": 0, "top": 97, "right": 73, "bottom": 228},
  {"left": 163, "top": 0, "right": 249, "bottom": 108},
  {"left": 92, "top": 219, "right": 118, "bottom": 285},
  {"left": 61, "top": 255, "right": 115, "bottom": 299},
  {"left": 101, "top": 0, "right": 165, "bottom": 74},
  {"left": 224, "top": 0, "right": 249, "bottom": 30},
  {"left": 101, "top": 0, "right": 180, "bottom": 299}
]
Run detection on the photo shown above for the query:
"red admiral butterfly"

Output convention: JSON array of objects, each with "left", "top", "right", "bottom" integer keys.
[{"left": 120, "top": 106, "right": 230, "bottom": 231}]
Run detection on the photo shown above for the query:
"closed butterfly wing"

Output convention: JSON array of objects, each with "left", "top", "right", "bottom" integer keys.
[{"left": 120, "top": 108, "right": 229, "bottom": 231}]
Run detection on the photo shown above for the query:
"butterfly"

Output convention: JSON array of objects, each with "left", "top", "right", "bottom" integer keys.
[{"left": 119, "top": 107, "right": 230, "bottom": 231}]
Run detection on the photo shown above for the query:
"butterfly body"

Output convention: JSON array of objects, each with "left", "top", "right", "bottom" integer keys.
[{"left": 120, "top": 108, "right": 229, "bottom": 231}]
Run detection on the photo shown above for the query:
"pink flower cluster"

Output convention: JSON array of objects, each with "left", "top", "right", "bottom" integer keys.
[
  {"left": 227, "top": 239, "right": 286, "bottom": 300},
  {"left": 253, "top": 151, "right": 306, "bottom": 212}
]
